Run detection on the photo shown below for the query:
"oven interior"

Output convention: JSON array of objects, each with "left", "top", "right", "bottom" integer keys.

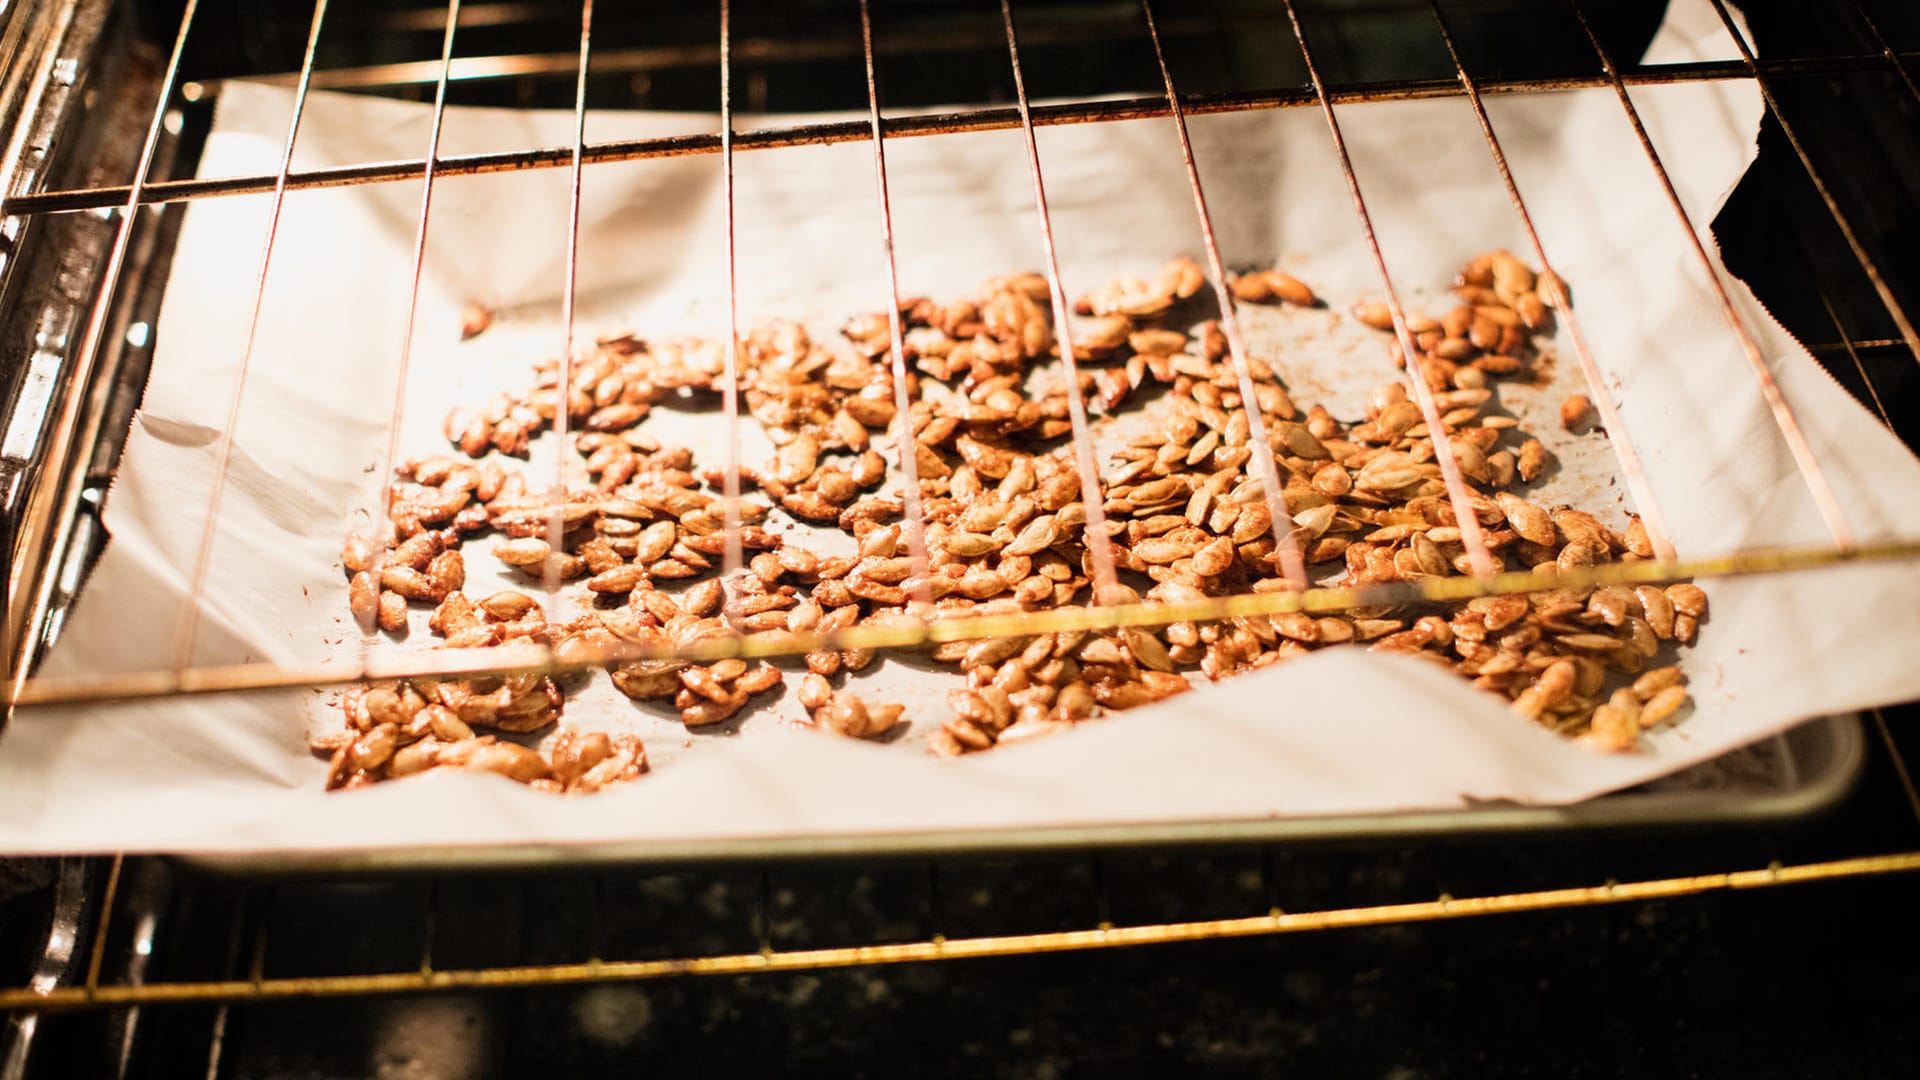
[{"left": 1, "top": 0, "right": 1919, "bottom": 1075}]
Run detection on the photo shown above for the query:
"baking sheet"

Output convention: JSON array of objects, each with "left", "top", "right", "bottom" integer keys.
[{"left": 3, "top": 4, "right": 1919, "bottom": 855}]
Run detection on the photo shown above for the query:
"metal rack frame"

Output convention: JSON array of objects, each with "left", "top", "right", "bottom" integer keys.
[
  {"left": 6, "top": 0, "right": 1920, "bottom": 707},
  {"left": 2, "top": 0, "right": 1919, "bottom": 1038}
]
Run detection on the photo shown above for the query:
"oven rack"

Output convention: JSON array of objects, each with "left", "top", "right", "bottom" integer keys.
[
  {"left": 5, "top": 0, "right": 1920, "bottom": 703},
  {"left": 0, "top": 0, "right": 1916, "bottom": 1063}
]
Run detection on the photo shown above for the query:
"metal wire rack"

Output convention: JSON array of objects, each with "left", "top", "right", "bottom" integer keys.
[
  {"left": 1, "top": 0, "right": 1920, "bottom": 1069},
  {"left": 7, "top": 0, "right": 1920, "bottom": 703}
]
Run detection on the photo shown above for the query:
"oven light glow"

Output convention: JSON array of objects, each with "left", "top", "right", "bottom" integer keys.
[{"left": 132, "top": 913, "right": 157, "bottom": 957}]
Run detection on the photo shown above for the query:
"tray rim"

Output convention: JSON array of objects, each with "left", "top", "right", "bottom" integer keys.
[{"left": 172, "top": 713, "right": 1866, "bottom": 876}]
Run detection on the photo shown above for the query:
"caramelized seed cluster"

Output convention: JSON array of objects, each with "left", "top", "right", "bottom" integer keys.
[{"left": 320, "top": 251, "right": 1702, "bottom": 791}]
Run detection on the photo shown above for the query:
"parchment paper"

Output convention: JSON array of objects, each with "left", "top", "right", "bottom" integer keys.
[{"left": 3, "top": 3, "right": 1919, "bottom": 855}]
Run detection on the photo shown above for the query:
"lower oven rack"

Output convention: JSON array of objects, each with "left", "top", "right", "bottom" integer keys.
[{"left": 0, "top": 705, "right": 1902, "bottom": 1024}]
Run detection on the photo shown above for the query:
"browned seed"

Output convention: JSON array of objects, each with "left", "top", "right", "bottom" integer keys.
[
  {"left": 588, "top": 565, "right": 648, "bottom": 594},
  {"left": 680, "top": 686, "right": 749, "bottom": 726},
  {"left": 421, "top": 704, "right": 474, "bottom": 743},
  {"left": 1129, "top": 476, "right": 1188, "bottom": 507},
  {"left": 632, "top": 520, "right": 678, "bottom": 564},
  {"left": 1559, "top": 393, "right": 1593, "bottom": 431},
  {"left": 1579, "top": 704, "right": 1639, "bottom": 753},
  {"left": 1265, "top": 271, "right": 1317, "bottom": 306},
  {"left": 392, "top": 532, "right": 441, "bottom": 571},
  {"left": 1004, "top": 514, "right": 1060, "bottom": 557},
  {"left": 1517, "top": 438, "right": 1548, "bottom": 482},
  {"left": 1557, "top": 632, "right": 1626, "bottom": 653},
  {"left": 1300, "top": 617, "right": 1343, "bottom": 643},
  {"left": 1129, "top": 328, "right": 1187, "bottom": 355},
  {"left": 494, "top": 537, "right": 552, "bottom": 566},
  {"left": 381, "top": 566, "right": 443, "bottom": 602},
  {"left": 460, "top": 302, "right": 493, "bottom": 340},
  {"left": 1131, "top": 537, "right": 1194, "bottom": 565},
  {"left": 956, "top": 569, "right": 1009, "bottom": 601},
  {"left": 1229, "top": 274, "right": 1272, "bottom": 302},
  {"left": 377, "top": 591, "right": 409, "bottom": 632},
  {"left": 1622, "top": 517, "right": 1654, "bottom": 558},
  {"left": 965, "top": 636, "right": 1027, "bottom": 670},
  {"left": 1311, "top": 463, "right": 1352, "bottom": 499},
  {"left": 1489, "top": 495, "right": 1551, "bottom": 549},
  {"left": 945, "top": 531, "right": 1000, "bottom": 558},
  {"left": 1353, "top": 302, "right": 1394, "bottom": 331},
  {"left": 1632, "top": 666, "right": 1684, "bottom": 700},
  {"left": 1638, "top": 685, "right": 1688, "bottom": 728},
  {"left": 736, "top": 664, "right": 783, "bottom": 696},
  {"left": 588, "top": 402, "right": 648, "bottom": 431},
  {"left": 342, "top": 534, "right": 380, "bottom": 575},
  {"left": 348, "top": 571, "right": 380, "bottom": 630},
  {"left": 797, "top": 672, "right": 834, "bottom": 711},
  {"left": 612, "top": 662, "right": 686, "bottom": 701},
  {"left": 777, "top": 545, "right": 820, "bottom": 577},
  {"left": 1586, "top": 585, "right": 1636, "bottom": 627},
  {"left": 856, "top": 555, "right": 915, "bottom": 585},
  {"left": 1123, "top": 628, "right": 1175, "bottom": 673},
  {"left": 426, "top": 550, "right": 465, "bottom": 595},
  {"left": 463, "top": 742, "right": 553, "bottom": 783},
  {"left": 1666, "top": 583, "right": 1707, "bottom": 618},
  {"left": 1635, "top": 585, "right": 1675, "bottom": 639},
  {"left": 825, "top": 692, "right": 901, "bottom": 739},
  {"left": 684, "top": 579, "right": 725, "bottom": 618},
  {"left": 1191, "top": 536, "right": 1236, "bottom": 578}
]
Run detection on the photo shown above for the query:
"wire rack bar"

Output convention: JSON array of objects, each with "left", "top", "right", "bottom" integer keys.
[
  {"left": 195, "top": 29, "right": 1920, "bottom": 98},
  {"left": 1422, "top": 0, "right": 1678, "bottom": 563},
  {"left": 1845, "top": 0, "right": 1920, "bottom": 107},
  {"left": 544, "top": 0, "right": 595, "bottom": 596},
  {"left": 1810, "top": 336, "right": 1908, "bottom": 354},
  {"left": 997, "top": 0, "right": 1121, "bottom": 599},
  {"left": 12, "top": 539, "right": 1919, "bottom": 709},
  {"left": 1568, "top": 0, "right": 1856, "bottom": 548},
  {"left": 1277, "top": 0, "right": 1497, "bottom": 578},
  {"left": 1800, "top": 233, "right": 1920, "bottom": 834},
  {"left": 223, "top": 9, "right": 1299, "bottom": 92},
  {"left": 363, "top": 0, "right": 465, "bottom": 644},
  {"left": 7, "top": 849, "right": 1918, "bottom": 1014},
  {"left": 171, "top": 0, "right": 334, "bottom": 670},
  {"left": 856, "top": 0, "right": 934, "bottom": 610},
  {"left": 716, "top": 0, "right": 746, "bottom": 581},
  {"left": 80, "top": 855, "right": 121, "bottom": 996},
  {"left": 1874, "top": 709, "right": 1920, "bottom": 827},
  {"left": 1139, "top": 0, "right": 1308, "bottom": 591},
  {"left": 1707, "top": 0, "right": 1920, "bottom": 368},
  {"left": 6, "top": 58, "right": 1905, "bottom": 219},
  {"left": 1813, "top": 277, "right": 1893, "bottom": 426}
]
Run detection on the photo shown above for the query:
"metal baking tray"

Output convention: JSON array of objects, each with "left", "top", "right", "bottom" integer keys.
[
  {"left": 0, "top": 0, "right": 1869, "bottom": 875},
  {"left": 180, "top": 714, "right": 1864, "bottom": 874}
]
